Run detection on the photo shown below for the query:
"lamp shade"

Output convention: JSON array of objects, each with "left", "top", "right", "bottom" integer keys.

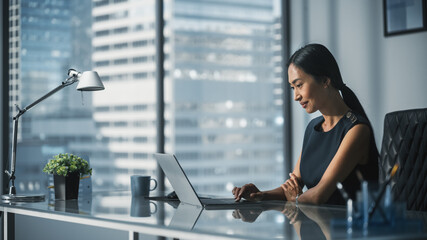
[{"left": 76, "top": 71, "right": 105, "bottom": 91}]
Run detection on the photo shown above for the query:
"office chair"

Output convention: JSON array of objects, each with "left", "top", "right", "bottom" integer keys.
[{"left": 379, "top": 108, "right": 427, "bottom": 211}]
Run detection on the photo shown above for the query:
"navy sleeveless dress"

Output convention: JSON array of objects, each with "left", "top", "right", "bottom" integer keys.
[{"left": 299, "top": 110, "right": 378, "bottom": 205}]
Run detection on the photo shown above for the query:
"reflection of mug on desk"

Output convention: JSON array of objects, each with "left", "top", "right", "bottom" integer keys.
[{"left": 131, "top": 197, "right": 158, "bottom": 217}]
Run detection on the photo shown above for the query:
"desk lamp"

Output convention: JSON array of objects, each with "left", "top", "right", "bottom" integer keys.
[{"left": 2, "top": 69, "right": 105, "bottom": 202}]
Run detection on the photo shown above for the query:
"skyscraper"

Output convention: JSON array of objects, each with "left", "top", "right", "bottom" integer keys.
[
  {"left": 8, "top": 0, "right": 95, "bottom": 194},
  {"left": 9, "top": 0, "right": 284, "bottom": 196},
  {"left": 91, "top": 0, "right": 283, "bottom": 194}
]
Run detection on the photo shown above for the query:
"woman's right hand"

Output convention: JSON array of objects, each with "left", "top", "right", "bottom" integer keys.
[{"left": 232, "top": 183, "right": 263, "bottom": 202}]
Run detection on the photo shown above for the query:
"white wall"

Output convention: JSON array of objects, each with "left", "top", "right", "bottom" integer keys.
[{"left": 289, "top": 0, "right": 427, "bottom": 163}]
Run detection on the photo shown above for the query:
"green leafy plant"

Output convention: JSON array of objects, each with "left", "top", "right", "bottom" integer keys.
[{"left": 43, "top": 153, "right": 92, "bottom": 177}]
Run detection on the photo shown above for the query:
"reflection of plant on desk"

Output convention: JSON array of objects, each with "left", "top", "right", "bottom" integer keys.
[{"left": 43, "top": 153, "right": 92, "bottom": 177}]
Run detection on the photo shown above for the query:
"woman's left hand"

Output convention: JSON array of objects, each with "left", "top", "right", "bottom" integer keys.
[{"left": 283, "top": 173, "right": 303, "bottom": 201}]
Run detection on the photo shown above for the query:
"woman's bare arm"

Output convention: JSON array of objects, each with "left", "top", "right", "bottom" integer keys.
[{"left": 297, "top": 124, "right": 370, "bottom": 204}]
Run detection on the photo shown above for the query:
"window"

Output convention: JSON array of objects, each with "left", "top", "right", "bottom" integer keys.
[
  {"left": 132, "top": 40, "right": 148, "bottom": 47},
  {"left": 113, "top": 43, "right": 128, "bottom": 49},
  {"left": 113, "top": 27, "right": 128, "bottom": 34},
  {"left": 113, "top": 58, "right": 128, "bottom": 65},
  {"left": 7, "top": 0, "right": 285, "bottom": 198},
  {"left": 94, "top": 14, "right": 109, "bottom": 22},
  {"left": 95, "top": 30, "right": 109, "bottom": 37},
  {"left": 133, "top": 56, "right": 148, "bottom": 63},
  {"left": 95, "top": 45, "right": 109, "bottom": 51}
]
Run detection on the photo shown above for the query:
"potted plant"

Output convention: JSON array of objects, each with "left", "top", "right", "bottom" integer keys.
[{"left": 43, "top": 153, "right": 92, "bottom": 200}]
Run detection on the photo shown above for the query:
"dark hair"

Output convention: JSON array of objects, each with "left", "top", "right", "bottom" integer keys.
[{"left": 288, "top": 43, "right": 379, "bottom": 161}]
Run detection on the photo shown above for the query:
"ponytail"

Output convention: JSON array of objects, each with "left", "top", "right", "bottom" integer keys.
[
  {"left": 340, "top": 85, "right": 379, "bottom": 159},
  {"left": 340, "top": 85, "right": 367, "bottom": 120}
]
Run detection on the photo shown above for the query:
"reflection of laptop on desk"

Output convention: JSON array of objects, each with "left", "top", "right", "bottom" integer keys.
[
  {"left": 154, "top": 153, "right": 266, "bottom": 210},
  {"left": 169, "top": 203, "right": 203, "bottom": 230}
]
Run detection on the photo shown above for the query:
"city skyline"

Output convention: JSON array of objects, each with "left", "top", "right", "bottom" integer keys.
[{"left": 9, "top": 0, "right": 285, "bottom": 197}]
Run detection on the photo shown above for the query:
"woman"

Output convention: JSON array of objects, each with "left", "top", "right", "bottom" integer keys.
[{"left": 232, "top": 43, "right": 379, "bottom": 205}]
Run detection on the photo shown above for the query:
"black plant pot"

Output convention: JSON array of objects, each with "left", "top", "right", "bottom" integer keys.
[{"left": 54, "top": 172, "right": 80, "bottom": 200}]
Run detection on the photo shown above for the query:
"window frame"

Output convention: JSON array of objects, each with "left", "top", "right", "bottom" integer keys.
[{"left": 1, "top": 0, "right": 10, "bottom": 195}]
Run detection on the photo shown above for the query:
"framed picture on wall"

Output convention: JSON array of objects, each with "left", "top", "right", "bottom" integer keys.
[{"left": 383, "top": 0, "right": 427, "bottom": 36}]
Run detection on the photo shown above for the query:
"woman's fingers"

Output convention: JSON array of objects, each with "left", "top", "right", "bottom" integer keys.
[
  {"left": 288, "top": 173, "right": 302, "bottom": 195},
  {"left": 289, "top": 173, "right": 300, "bottom": 186},
  {"left": 232, "top": 184, "right": 260, "bottom": 202},
  {"left": 233, "top": 185, "right": 246, "bottom": 202},
  {"left": 285, "top": 179, "right": 296, "bottom": 191},
  {"left": 232, "top": 187, "right": 242, "bottom": 200},
  {"left": 282, "top": 175, "right": 303, "bottom": 201},
  {"left": 288, "top": 178, "right": 299, "bottom": 196},
  {"left": 289, "top": 173, "right": 298, "bottom": 179}
]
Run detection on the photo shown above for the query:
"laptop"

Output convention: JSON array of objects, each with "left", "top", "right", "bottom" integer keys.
[{"left": 154, "top": 153, "right": 270, "bottom": 210}]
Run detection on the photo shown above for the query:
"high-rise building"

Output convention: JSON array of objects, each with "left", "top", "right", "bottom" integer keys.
[
  {"left": 90, "top": 0, "right": 160, "bottom": 191},
  {"left": 91, "top": 0, "right": 283, "bottom": 195},
  {"left": 8, "top": 0, "right": 95, "bottom": 194},
  {"left": 9, "top": 0, "right": 284, "bottom": 196}
]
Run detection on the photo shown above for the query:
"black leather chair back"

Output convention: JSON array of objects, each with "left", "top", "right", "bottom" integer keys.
[{"left": 379, "top": 108, "right": 427, "bottom": 211}]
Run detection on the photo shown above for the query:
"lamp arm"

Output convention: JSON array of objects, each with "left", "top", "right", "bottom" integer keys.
[
  {"left": 4, "top": 74, "right": 79, "bottom": 194},
  {"left": 14, "top": 75, "right": 78, "bottom": 119}
]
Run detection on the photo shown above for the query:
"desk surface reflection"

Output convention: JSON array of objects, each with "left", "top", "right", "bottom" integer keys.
[{"left": 1, "top": 191, "right": 426, "bottom": 240}]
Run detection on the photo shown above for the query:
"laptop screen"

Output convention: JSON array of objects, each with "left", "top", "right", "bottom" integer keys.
[{"left": 154, "top": 153, "right": 203, "bottom": 207}]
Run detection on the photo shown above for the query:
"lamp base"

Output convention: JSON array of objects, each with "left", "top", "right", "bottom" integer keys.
[{"left": 2, "top": 193, "right": 45, "bottom": 203}]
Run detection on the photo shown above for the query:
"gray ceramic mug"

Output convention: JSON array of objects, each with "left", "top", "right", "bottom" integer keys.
[{"left": 130, "top": 175, "right": 158, "bottom": 197}]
